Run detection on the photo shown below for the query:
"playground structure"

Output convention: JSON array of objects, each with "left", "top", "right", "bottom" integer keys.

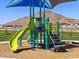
[{"left": 7, "top": 0, "right": 77, "bottom": 52}]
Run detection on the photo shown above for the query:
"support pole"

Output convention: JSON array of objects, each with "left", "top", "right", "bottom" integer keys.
[
  {"left": 40, "top": 1, "right": 42, "bottom": 47},
  {"left": 55, "top": 21, "right": 59, "bottom": 37},
  {"left": 45, "top": 18, "right": 49, "bottom": 49},
  {"left": 36, "top": 19, "right": 38, "bottom": 48},
  {"left": 30, "top": 4, "right": 33, "bottom": 47},
  {"left": 19, "top": 36, "right": 22, "bottom": 48},
  {"left": 30, "top": 0, "right": 35, "bottom": 48},
  {"left": 42, "top": 0, "right": 46, "bottom": 49},
  {"left": 43, "top": 0, "right": 45, "bottom": 19},
  {"left": 32, "top": 0, "right": 34, "bottom": 18}
]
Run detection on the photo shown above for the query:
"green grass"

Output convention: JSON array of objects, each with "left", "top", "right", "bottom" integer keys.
[
  {"left": 62, "top": 32, "right": 79, "bottom": 40},
  {"left": 0, "top": 30, "right": 30, "bottom": 42},
  {"left": 0, "top": 29, "right": 79, "bottom": 42},
  {"left": 0, "top": 30, "right": 16, "bottom": 41}
]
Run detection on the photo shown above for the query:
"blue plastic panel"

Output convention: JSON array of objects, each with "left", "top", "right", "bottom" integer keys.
[{"left": 7, "top": 0, "right": 51, "bottom": 8}]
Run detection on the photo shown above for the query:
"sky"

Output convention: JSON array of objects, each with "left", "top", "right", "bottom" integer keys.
[{"left": 0, "top": 0, "right": 79, "bottom": 24}]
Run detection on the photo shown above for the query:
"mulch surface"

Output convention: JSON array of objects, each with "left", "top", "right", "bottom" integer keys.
[{"left": 0, "top": 42, "right": 79, "bottom": 59}]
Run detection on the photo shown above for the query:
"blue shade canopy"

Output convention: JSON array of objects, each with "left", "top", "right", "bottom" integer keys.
[
  {"left": 49, "top": 0, "right": 77, "bottom": 7},
  {"left": 7, "top": 0, "right": 52, "bottom": 9}
]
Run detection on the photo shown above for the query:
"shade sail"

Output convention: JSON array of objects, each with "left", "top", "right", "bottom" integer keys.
[
  {"left": 7, "top": 0, "right": 52, "bottom": 9},
  {"left": 49, "top": 0, "right": 77, "bottom": 7}
]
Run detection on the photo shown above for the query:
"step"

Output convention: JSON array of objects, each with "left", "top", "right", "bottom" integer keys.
[
  {"left": 54, "top": 45, "right": 66, "bottom": 48},
  {"left": 53, "top": 39, "right": 61, "bottom": 42},
  {"left": 54, "top": 42, "right": 63, "bottom": 45},
  {"left": 51, "top": 34, "right": 57, "bottom": 36},
  {"left": 51, "top": 36, "right": 58, "bottom": 39},
  {"left": 50, "top": 37, "right": 60, "bottom": 41}
]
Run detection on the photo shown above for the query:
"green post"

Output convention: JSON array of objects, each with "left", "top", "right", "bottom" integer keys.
[
  {"left": 39, "top": 20, "right": 42, "bottom": 46},
  {"left": 40, "top": 33, "right": 42, "bottom": 46},
  {"left": 30, "top": 2, "right": 32, "bottom": 47},
  {"left": 42, "top": 0, "right": 46, "bottom": 49},
  {"left": 32, "top": 0, "right": 34, "bottom": 18},
  {"left": 40, "top": 1, "right": 42, "bottom": 46},
  {"left": 45, "top": 18, "right": 49, "bottom": 49},
  {"left": 55, "top": 21, "right": 59, "bottom": 37},
  {"left": 58, "top": 21, "right": 61, "bottom": 40},
  {"left": 30, "top": 0, "right": 35, "bottom": 48},
  {"left": 36, "top": 18, "right": 38, "bottom": 48},
  {"left": 19, "top": 36, "right": 22, "bottom": 47}
]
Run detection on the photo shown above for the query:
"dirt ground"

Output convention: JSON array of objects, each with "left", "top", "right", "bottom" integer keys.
[{"left": 0, "top": 42, "right": 79, "bottom": 59}]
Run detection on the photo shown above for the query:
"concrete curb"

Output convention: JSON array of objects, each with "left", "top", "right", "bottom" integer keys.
[
  {"left": 0, "top": 40, "right": 79, "bottom": 44},
  {"left": 0, "top": 57, "right": 16, "bottom": 59},
  {"left": 63, "top": 40, "right": 79, "bottom": 43},
  {"left": 0, "top": 41, "right": 9, "bottom": 44},
  {"left": 0, "top": 40, "right": 26, "bottom": 44}
]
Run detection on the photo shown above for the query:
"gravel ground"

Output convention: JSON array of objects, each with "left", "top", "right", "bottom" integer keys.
[{"left": 0, "top": 42, "right": 79, "bottom": 59}]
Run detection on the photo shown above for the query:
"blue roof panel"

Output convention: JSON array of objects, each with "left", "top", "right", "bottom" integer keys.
[{"left": 7, "top": 0, "right": 51, "bottom": 8}]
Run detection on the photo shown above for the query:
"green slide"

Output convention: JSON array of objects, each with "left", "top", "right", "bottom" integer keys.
[{"left": 9, "top": 19, "right": 35, "bottom": 52}]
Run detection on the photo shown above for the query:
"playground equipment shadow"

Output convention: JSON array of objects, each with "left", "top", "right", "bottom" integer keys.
[
  {"left": 14, "top": 44, "right": 48, "bottom": 53},
  {"left": 50, "top": 43, "right": 79, "bottom": 53},
  {"left": 14, "top": 47, "right": 40, "bottom": 53},
  {"left": 65, "top": 44, "right": 79, "bottom": 49}
]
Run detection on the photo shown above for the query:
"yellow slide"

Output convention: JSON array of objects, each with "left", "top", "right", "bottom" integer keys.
[{"left": 9, "top": 19, "right": 35, "bottom": 52}]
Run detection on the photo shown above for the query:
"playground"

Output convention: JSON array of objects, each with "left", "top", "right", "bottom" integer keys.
[{"left": 0, "top": 0, "right": 79, "bottom": 59}]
